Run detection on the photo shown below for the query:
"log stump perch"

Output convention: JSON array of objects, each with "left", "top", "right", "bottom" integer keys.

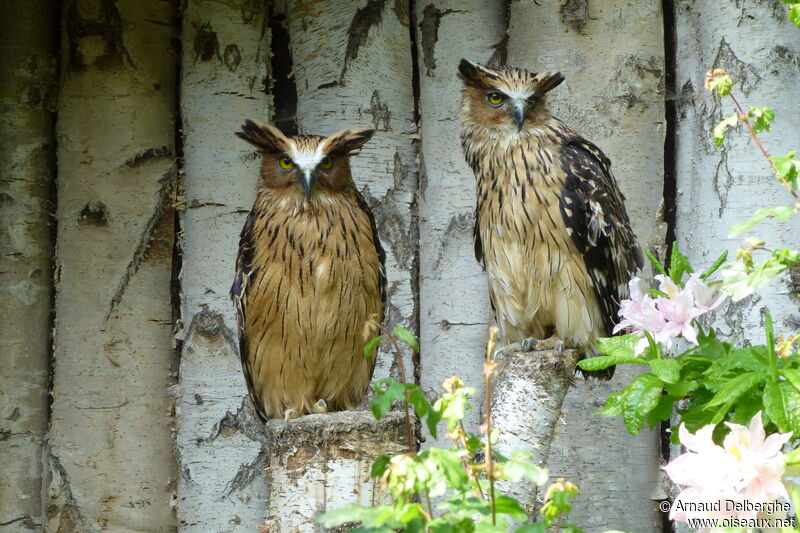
[
  {"left": 263, "top": 411, "right": 408, "bottom": 532},
  {"left": 490, "top": 347, "right": 582, "bottom": 515}
]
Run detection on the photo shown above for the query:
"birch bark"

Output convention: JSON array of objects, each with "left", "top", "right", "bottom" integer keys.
[
  {"left": 0, "top": 1, "right": 57, "bottom": 529},
  {"left": 46, "top": 1, "right": 178, "bottom": 530},
  {"left": 283, "top": 0, "right": 418, "bottom": 387},
  {"left": 674, "top": 6, "right": 800, "bottom": 529},
  {"left": 175, "top": 1, "right": 271, "bottom": 531},
  {"left": 507, "top": 1, "right": 665, "bottom": 529},
  {"left": 414, "top": 0, "right": 505, "bottom": 444}
]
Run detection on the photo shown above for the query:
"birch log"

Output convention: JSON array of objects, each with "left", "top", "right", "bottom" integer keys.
[
  {"left": 46, "top": 1, "right": 178, "bottom": 530},
  {"left": 0, "top": 1, "right": 57, "bottom": 529},
  {"left": 507, "top": 1, "right": 665, "bottom": 530},
  {"left": 263, "top": 412, "right": 407, "bottom": 531},
  {"left": 175, "top": 2, "right": 271, "bottom": 531},
  {"left": 283, "top": 0, "right": 418, "bottom": 387},
  {"left": 414, "top": 0, "right": 505, "bottom": 444},
  {"left": 675, "top": 2, "right": 800, "bottom": 351},
  {"left": 491, "top": 348, "right": 581, "bottom": 515}
]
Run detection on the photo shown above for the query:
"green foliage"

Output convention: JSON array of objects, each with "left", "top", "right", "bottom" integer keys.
[
  {"left": 771, "top": 151, "right": 800, "bottom": 192},
  {"left": 713, "top": 112, "right": 739, "bottom": 146},
  {"left": 788, "top": 3, "right": 800, "bottom": 28},
  {"left": 748, "top": 106, "right": 775, "bottom": 133},
  {"left": 728, "top": 206, "right": 795, "bottom": 237}
]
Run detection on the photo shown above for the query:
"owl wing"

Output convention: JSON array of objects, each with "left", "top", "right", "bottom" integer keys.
[
  {"left": 353, "top": 187, "right": 387, "bottom": 330},
  {"left": 230, "top": 210, "right": 267, "bottom": 420},
  {"left": 558, "top": 136, "right": 644, "bottom": 336}
]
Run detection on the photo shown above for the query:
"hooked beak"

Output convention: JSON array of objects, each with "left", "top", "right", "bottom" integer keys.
[
  {"left": 510, "top": 101, "right": 525, "bottom": 132},
  {"left": 299, "top": 169, "right": 318, "bottom": 199}
]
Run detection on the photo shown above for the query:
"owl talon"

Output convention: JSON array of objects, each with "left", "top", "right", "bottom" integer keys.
[
  {"left": 311, "top": 399, "right": 328, "bottom": 414},
  {"left": 521, "top": 336, "right": 565, "bottom": 352},
  {"left": 283, "top": 408, "right": 299, "bottom": 422}
]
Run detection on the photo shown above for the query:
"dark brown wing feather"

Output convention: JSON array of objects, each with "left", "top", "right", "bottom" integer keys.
[
  {"left": 353, "top": 187, "right": 387, "bottom": 351},
  {"left": 559, "top": 136, "right": 644, "bottom": 340},
  {"left": 230, "top": 210, "right": 267, "bottom": 420}
]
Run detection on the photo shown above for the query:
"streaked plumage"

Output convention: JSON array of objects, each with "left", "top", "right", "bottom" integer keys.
[
  {"left": 231, "top": 121, "right": 386, "bottom": 419},
  {"left": 458, "top": 60, "right": 643, "bottom": 378}
]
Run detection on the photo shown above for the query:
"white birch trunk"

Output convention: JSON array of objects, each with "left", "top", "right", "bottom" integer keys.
[
  {"left": 263, "top": 412, "right": 407, "bottom": 532},
  {"left": 675, "top": 6, "right": 800, "bottom": 530},
  {"left": 46, "top": 1, "right": 178, "bottom": 530},
  {"left": 284, "top": 0, "right": 418, "bottom": 387},
  {"left": 507, "top": 1, "right": 665, "bottom": 530},
  {"left": 675, "top": 1, "right": 800, "bottom": 349},
  {"left": 414, "top": 0, "right": 505, "bottom": 444},
  {"left": 491, "top": 348, "right": 581, "bottom": 515},
  {"left": 175, "top": 2, "right": 271, "bottom": 531},
  {"left": 0, "top": 1, "right": 57, "bottom": 529}
]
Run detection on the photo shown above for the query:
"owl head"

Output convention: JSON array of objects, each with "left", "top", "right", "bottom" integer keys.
[
  {"left": 236, "top": 120, "right": 374, "bottom": 198},
  {"left": 457, "top": 59, "right": 564, "bottom": 133}
]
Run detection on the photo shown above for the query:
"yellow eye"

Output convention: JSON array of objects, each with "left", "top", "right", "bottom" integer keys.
[
  {"left": 319, "top": 156, "right": 333, "bottom": 170},
  {"left": 278, "top": 156, "right": 294, "bottom": 171},
  {"left": 486, "top": 92, "right": 506, "bottom": 106}
]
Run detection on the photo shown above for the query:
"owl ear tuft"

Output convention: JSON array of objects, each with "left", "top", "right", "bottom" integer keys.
[
  {"left": 236, "top": 120, "right": 292, "bottom": 153},
  {"left": 326, "top": 129, "right": 375, "bottom": 154},
  {"left": 458, "top": 59, "right": 487, "bottom": 87},
  {"left": 537, "top": 72, "right": 565, "bottom": 93}
]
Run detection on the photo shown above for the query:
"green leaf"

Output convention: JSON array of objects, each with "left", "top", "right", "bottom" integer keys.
[
  {"left": 763, "top": 381, "right": 800, "bottom": 436},
  {"left": 649, "top": 359, "right": 681, "bottom": 384},
  {"left": 713, "top": 112, "right": 739, "bottom": 146},
  {"left": 493, "top": 495, "right": 528, "bottom": 521},
  {"left": 514, "top": 525, "right": 545, "bottom": 533},
  {"left": 705, "top": 371, "right": 766, "bottom": 407},
  {"left": 644, "top": 248, "right": 667, "bottom": 275},
  {"left": 371, "top": 455, "right": 391, "bottom": 478},
  {"left": 664, "top": 380, "right": 693, "bottom": 397},
  {"left": 668, "top": 244, "right": 693, "bottom": 284},
  {"left": 393, "top": 326, "right": 420, "bottom": 353},
  {"left": 729, "top": 206, "right": 795, "bottom": 237},
  {"left": 790, "top": 3, "right": 800, "bottom": 27},
  {"left": 504, "top": 453, "right": 549, "bottom": 485},
  {"left": 705, "top": 345, "right": 770, "bottom": 376},
  {"left": 701, "top": 250, "right": 728, "bottom": 280},
  {"left": 748, "top": 106, "right": 775, "bottom": 134},
  {"left": 707, "top": 73, "right": 734, "bottom": 97},
  {"left": 646, "top": 394, "right": 675, "bottom": 428},
  {"left": 364, "top": 335, "right": 383, "bottom": 358},
  {"left": 770, "top": 151, "right": 800, "bottom": 191},
  {"left": 577, "top": 354, "right": 645, "bottom": 372},
  {"left": 596, "top": 334, "right": 640, "bottom": 358},
  {"left": 318, "top": 504, "right": 385, "bottom": 527},
  {"left": 622, "top": 374, "right": 665, "bottom": 434},
  {"left": 371, "top": 379, "right": 406, "bottom": 420},
  {"left": 781, "top": 368, "right": 800, "bottom": 393}
]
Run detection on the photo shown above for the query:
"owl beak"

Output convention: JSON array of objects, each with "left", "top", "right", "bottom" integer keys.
[
  {"left": 510, "top": 101, "right": 525, "bottom": 132},
  {"left": 300, "top": 169, "right": 317, "bottom": 199}
]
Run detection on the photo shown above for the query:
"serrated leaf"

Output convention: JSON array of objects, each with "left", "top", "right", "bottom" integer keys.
[
  {"left": 620, "top": 374, "right": 665, "bottom": 435},
  {"left": 782, "top": 368, "right": 800, "bottom": 393},
  {"left": 393, "top": 326, "right": 420, "bottom": 353},
  {"left": 649, "top": 359, "right": 681, "bottom": 384},
  {"left": 748, "top": 106, "right": 775, "bottom": 133},
  {"left": 371, "top": 380, "right": 406, "bottom": 420},
  {"left": 706, "top": 372, "right": 766, "bottom": 408},
  {"left": 729, "top": 206, "right": 795, "bottom": 237},
  {"left": 364, "top": 335, "right": 383, "bottom": 358},
  {"left": 713, "top": 113, "right": 739, "bottom": 146},
  {"left": 770, "top": 151, "right": 800, "bottom": 190}
]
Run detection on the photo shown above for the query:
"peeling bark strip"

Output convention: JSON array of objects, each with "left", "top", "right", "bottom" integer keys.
[
  {"left": 414, "top": 0, "right": 505, "bottom": 446},
  {"left": 264, "top": 412, "right": 407, "bottom": 532},
  {"left": 0, "top": 1, "right": 57, "bottom": 529},
  {"left": 490, "top": 348, "right": 581, "bottom": 515},
  {"left": 507, "top": 2, "right": 665, "bottom": 530},
  {"left": 285, "top": 0, "right": 418, "bottom": 390},
  {"left": 46, "top": 1, "right": 178, "bottom": 530},
  {"left": 176, "top": 1, "right": 271, "bottom": 530}
]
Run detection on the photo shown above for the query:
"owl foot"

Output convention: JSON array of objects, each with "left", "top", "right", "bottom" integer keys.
[
  {"left": 283, "top": 408, "right": 300, "bottom": 422},
  {"left": 521, "top": 336, "right": 565, "bottom": 354},
  {"left": 311, "top": 399, "right": 328, "bottom": 414}
]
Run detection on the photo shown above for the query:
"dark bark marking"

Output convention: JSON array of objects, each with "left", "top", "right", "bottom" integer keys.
[
  {"left": 560, "top": 0, "right": 588, "bottom": 33},
  {"left": 432, "top": 212, "right": 473, "bottom": 269},
  {"left": 223, "top": 43, "right": 242, "bottom": 72},
  {"left": 64, "top": 0, "right": 135, "bottom": 72},
  {"left": 268, "top": 12, "right": 298, "bottom": 135},
  {"left": 712, "top": 37, "right": 761, "bottom": 96},
  {"left": 394, "top": 0, "right": 410, "bottom": 26},
  {"left": 78, "top": 200, "right": 108, "bottom": 226},
  {"left": 47, "top": 453, "right": 95, "bottom": 532},
  {"left": 418, "top": 5, "right": 462, "bottom": 76},
  {"left": 104, "top": 169, "right": 176, "bottom": 322},
  {"left": 365, "top": 90, "right": 391, "bottom": 130},
  {"left": 340, "top": 0, "right": 388, "bottom": 81},
  {"left": 124, "top": 146, "right": 173, "bottom": 168},
  {"left": 194, "top": 22, "right": 221, "bottom": 63}
]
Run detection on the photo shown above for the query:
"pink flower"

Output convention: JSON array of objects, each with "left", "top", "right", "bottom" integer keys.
[
  {"left": 613, "top": 274, "right": 727, "bottom": 354},
  {"left": 664, "top": 413, "right": 792, "bottom": 527}
]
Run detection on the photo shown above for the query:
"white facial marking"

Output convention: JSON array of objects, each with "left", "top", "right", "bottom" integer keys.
[{"left": 288, "top": 143, "right": 326, "bottom": 174}]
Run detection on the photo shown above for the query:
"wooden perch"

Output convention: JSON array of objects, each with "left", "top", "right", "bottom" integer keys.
[
  {"left": 490, "top": 346, "right": 581, "bottom": 516},
  {"left": 263, "top": 410, "right": 408, "bottom": 532}
]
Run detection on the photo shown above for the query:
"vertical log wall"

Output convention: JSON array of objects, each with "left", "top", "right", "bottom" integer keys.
[
  {"left": 47, "top": 1, "right": 178, "bottom": 530},
  {"left": 0, "top": 1, "right": 57, "bottom": 529}
]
